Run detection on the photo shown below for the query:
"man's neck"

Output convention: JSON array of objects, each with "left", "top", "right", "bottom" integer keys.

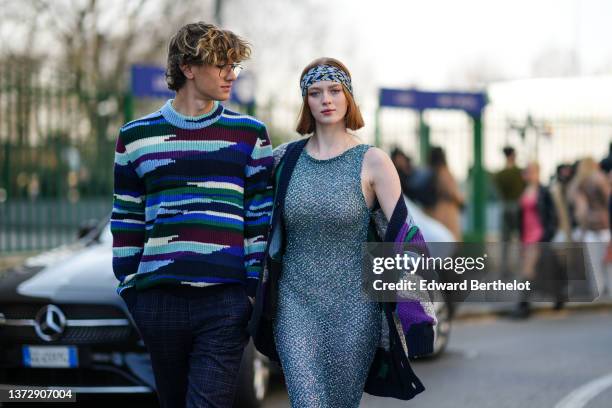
[{"left": 172, "top": 89, "right": 215, "bottom": 117}]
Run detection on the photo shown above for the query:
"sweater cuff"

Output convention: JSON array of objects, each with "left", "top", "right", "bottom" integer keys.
[
  {"left": 246, "top": 278, "right": 258, "bottom": 298},
  {"left": 405, "top": 322, "right": 435, "bottom": 358}
]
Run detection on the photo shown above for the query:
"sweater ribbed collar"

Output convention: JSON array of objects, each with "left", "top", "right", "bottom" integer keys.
[{"left": 160, "top": 99, "right": 224, "bottom": 130}]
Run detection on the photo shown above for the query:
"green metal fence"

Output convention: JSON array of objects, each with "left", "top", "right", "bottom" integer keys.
[
  {"left": 0, "top": 63, "right": 119, "bottom": 253},
  {"left": 376, "top": 103, "right": 612, "bottom": 239},
  {"left": 0, "top": 63, "right": 260, "bottom": 254}
]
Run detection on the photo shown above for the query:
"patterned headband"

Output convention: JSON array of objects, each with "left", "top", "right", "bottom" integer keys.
[{"left": 300, "top": 64, "right": 353, "bottom": 96}]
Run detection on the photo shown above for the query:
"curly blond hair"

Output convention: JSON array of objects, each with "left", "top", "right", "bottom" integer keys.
[{"left": 166, "top": 22, "right": 251, "bottom": 91}]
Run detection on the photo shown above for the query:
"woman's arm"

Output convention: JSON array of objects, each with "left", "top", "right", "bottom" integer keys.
[{"left": 362, "top": 147, "right": 402, "bottom": 220}]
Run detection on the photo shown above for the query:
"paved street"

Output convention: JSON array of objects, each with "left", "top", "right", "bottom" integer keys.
[{"left": 262, "top": 309, "right": 612, "bottom": 408}]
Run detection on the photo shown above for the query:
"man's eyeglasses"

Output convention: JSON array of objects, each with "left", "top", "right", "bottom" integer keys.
[{"left": 217, "top": 63, "right": 243, "bottom": 78}]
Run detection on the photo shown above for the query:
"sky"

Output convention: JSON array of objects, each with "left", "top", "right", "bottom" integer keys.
[
  {"left": 218, "top": 0, "right": 612, "bottom": 100},
  {"left": 325, "top": 0, "right": 611, "bottom": 86},
  {"left": 224, "top": 0, "right": 612, "bottom": 179}
]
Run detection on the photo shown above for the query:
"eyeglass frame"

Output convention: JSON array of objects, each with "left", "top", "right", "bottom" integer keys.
[{"left": 216, "top": 63, "right": 244, "bottom": 78}]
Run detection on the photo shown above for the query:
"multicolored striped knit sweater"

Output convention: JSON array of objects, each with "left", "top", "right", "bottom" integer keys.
[{"left": 111, "top": 99, "right": 273, "bottom": 297}]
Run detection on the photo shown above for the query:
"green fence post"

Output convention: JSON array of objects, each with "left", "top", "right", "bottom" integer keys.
[
  {"left": 124, "top": 91, "right": 134, "bottom": 123},
  {"left": 1, "top": 65, "right": 8, "bottom": 202},
  {"left": 2, "top": 142, "right": 9, "bottom": 199},
  {"left": 471, "top": 113, "right": 486, "bottom": 242},
  {"left": 418, "top": 110, "right": 430, "bottom": 165},
  {"left": 246, "top": 102, "right": 256, "bottom": 117}
]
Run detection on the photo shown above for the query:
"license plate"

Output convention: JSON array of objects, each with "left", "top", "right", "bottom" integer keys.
[{"left": 22, "top": 346, "right": 78, "bottom": 368}]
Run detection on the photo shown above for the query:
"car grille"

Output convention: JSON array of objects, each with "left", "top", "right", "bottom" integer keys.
[
  {"left": 0, "top": 303, "right": 136, "bottom": 345},
  {"left": 1, "top": 303, "right": 126, "bottom": 319},
  {"left": 0, "top": 325, "right": 135, "bottom": 345}
]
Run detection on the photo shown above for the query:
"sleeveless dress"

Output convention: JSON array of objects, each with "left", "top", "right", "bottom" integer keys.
[{"left": 273, "top": 144, "right": 382, "bottom": 408}]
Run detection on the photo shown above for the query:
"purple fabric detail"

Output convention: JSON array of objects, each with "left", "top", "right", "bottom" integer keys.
[
  {"left": 394, "top": 222, "right": 409, "bottom": 253},
  {"left": 395, "top": 222, "right": 409, "bottom": 243},
  {"left": 396, "top": 301, "right": 435, "bottom": 333}
]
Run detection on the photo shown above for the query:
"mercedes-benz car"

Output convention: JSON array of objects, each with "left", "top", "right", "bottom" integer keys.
[{"left": 0, "top": 221, "right": 270, "bottom": 408}]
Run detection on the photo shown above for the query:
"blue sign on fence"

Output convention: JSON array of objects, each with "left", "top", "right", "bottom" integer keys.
[
  {"left": 379, "top": 88, "right": 487, "bottom": 116},
  {"left": 229, "top": 71, "right": 256, "bottom": 106},
  {"left": 131, "top": 64, "right": 174, "bottom": 99}
]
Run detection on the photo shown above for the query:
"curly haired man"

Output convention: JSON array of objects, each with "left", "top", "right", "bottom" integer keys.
[{"left": 111, "top": 22, "right": 273, "bottom": 407}]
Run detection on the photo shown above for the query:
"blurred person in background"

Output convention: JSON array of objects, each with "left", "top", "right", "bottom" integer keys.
[
  {"left": 390, "top": 147, "right": 413, "bottom": 198},
  {"left": 568, "top": 157, "right": 611, "bottom": 295},
  {"left": 600, "top": 142, "right": 612, "bottom": 174},
  {"left": 390, "top": 147, "right": 437, "bottom": 207},
  {"left": 424, "top": 146, "right": 464, "bottom": 241},
  {"left": 513, "top": 162, "right": 558, "bottom": 318},
  {"left": 550, "top": 163, "right": 576, "bottom": 243},
  {"left": 600, "top": 143, "right": 612, "bottom": 266},
  {"left": 494, "top": 146, "right": 526, "bottom": 278}
]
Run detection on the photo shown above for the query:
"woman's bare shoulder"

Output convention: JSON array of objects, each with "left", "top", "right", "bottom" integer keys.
[{"left": 363, "top": 146, "right": 394, "bottom": 172}]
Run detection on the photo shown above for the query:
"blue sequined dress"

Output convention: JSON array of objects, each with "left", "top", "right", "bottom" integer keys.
[{"left": 273, "top": 144, "right": 381, "bottom": 408}]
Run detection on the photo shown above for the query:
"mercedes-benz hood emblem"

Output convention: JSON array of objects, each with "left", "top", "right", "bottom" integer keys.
[{"left": 34, "top": 305, "right": 66, "bottom": 342}]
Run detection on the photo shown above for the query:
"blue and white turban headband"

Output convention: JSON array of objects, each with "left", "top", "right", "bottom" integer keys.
[{"left": 300, "top": 64, "right": 353, "bottom": 97}]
